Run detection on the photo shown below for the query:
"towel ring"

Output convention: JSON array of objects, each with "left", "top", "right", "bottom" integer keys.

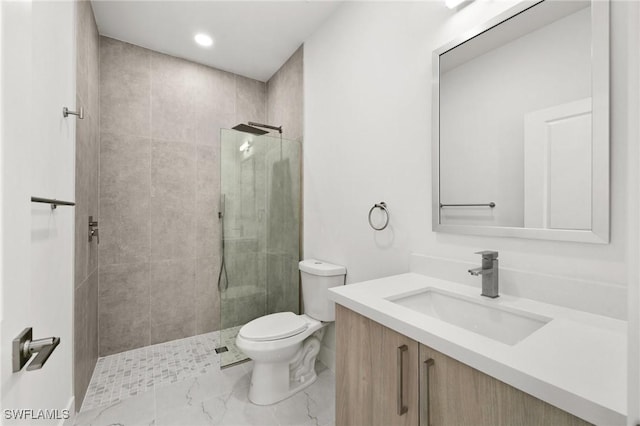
[{"left": 368, "top": 202, "right": 389, "bottom": 231}]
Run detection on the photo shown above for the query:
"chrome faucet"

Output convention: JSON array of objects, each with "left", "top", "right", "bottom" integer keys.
[{"left": 468, "top": 251, "right": 499, "bottom": 298}]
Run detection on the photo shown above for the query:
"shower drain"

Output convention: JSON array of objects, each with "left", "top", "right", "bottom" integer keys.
[{"left": 214, "top": 346, "right": 229, "bottom": 354}]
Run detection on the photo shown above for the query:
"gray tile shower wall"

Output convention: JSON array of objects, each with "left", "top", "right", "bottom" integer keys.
[
  {"left": 99, "top": 262, "right": 151, "bottom": 355},
  {"left": 98, "top": 36, "right": 268, "bottom": 356},
  {"left": 266, "top": 45, "right": 304, "bottom": 315},
  {"left": 267, "top": 45, "right": 303, "bottom": 143},
  {"left": 74, "top": 0, "right": 100, "bottom": 409}
]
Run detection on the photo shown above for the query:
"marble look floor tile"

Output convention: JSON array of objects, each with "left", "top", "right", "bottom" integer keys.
[
  {"left": 155, "top": 395, "right": 228, "bottom": 426},
  {"left": 155, "top": 367, "right": 251, "bottom": 416},
  {"left": 303, "top": 368, "right": 336, "bottom": 426},
  {"left": 79, "top": 330, "right": 335, "bottom": 426},
  {"left": 270, "top": 368, "right": 335, "bottom": 426},
  {"left": 218, "top": 386, "right": 280, "bottom": 426},
  {"left": 74, "top": 390, "right": 155, "bottom": 426},
  {"left": 270, "top": 392, "right": 320, "bottom": 426}
]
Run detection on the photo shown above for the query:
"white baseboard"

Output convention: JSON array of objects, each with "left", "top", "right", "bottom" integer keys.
[{"left": 60, "top": 396, "right": 74, "bottom": 426}]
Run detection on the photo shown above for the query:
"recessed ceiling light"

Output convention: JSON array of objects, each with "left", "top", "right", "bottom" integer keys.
[{"left": 194, "top": 33, "right": 213, "bottom": 47}]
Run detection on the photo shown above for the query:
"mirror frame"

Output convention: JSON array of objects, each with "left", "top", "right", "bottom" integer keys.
[{"left": 432, "top": 0, "right": 610, "bottom": 244}]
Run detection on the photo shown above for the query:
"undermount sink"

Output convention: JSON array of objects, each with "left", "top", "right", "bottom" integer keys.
[{"left": 387, "top": 288, "right": 551, "bottom": 345}]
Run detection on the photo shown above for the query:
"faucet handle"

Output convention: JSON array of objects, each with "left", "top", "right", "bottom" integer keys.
[{"left": 475, "top": 250, "right": 498, "bottom": 260}]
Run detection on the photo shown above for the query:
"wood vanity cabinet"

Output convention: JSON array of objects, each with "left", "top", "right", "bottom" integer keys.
[
  {"left": 335, "top": 305, "right": 591, "bottom": 426},
  {"left": 418, "top": 345, "right": 590, "bottom": 426},
  {"left": 335, "top": 304, "right": 419, "bottom": 426}
]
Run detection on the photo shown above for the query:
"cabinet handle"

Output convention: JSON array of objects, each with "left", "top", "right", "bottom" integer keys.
[
  {"left": 397, "top": 344, "right": 409, "bottom": 416},
  {"left": 421, "top": 358, "right": 435, "bottom": 426}
]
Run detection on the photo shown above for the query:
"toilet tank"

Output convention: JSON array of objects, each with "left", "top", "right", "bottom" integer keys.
[{"left": 299, "top": 259, "right": 346, "bottom": 322}]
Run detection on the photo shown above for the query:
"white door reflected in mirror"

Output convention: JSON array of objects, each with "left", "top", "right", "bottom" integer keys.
[{"left": 523, "top": 98, "right": 592, "bottom": 230}]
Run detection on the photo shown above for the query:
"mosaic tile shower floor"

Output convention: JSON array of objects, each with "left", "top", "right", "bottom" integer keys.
[
  {"left": 220, "top": 325, "right": 248, "bottom": 367},
  {"left": 77, "top": 330, "right": 335, "bottom": 426}
]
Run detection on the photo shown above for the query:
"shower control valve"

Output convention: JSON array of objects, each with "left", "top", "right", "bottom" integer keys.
[{"left": 89, "top": 216, "right": 99, "bottom": 244}]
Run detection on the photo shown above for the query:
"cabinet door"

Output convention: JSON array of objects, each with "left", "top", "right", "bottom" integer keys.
[
  {"left": 336, "top": 305, "right": 419, "bottom": 426},
  {"left": 419, "top": 344, "right": 591, "bottom": 426}
]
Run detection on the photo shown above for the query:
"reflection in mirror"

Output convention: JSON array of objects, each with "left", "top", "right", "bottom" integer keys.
[{"left": 434, "top": 0, "right": 609, "bottom": 243}]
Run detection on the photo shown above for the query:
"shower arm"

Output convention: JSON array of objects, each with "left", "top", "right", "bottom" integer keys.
[{"left": 248, "top": 121, "right": 282, "bottom": 134}]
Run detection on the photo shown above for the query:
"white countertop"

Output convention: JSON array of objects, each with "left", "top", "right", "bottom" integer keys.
[{"left": 329, "top": 273, "right": 626, "bottom": 426}]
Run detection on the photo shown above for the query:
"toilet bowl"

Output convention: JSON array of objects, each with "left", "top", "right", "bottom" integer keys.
[
  {"left": 236, "top": 259, "right": 346, "bottom": 405},
  {"left": 236, "top": 312, "right": 326, "bottom": 405}
]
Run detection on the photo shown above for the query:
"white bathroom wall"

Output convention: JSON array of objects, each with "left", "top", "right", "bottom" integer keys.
[
  {"left": 1, "top": 0, "right": 76, "bottom": 423},
  {"left": 304, "top": 1, "right": 636, "bottom": 370},
  {"left": 439, "top": 7, "right": 591, "bottom": 227},
  {"left": 626, "top": 3, "right": 640, "bottom": 425}
]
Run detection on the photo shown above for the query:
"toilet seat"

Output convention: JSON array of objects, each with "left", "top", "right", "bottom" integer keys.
[{"left": 239, "top": 312, "right": 308, "bottom": 342}]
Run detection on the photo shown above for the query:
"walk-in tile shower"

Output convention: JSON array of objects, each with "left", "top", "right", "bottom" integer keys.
[{"left": 218, "top": 128, "right": 301, "bottom": 367}]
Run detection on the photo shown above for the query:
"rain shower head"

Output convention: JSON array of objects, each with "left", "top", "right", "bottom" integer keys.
[
  {"left": 232, "top": 121, "right": 283, "bottom": 135},
  {"left": 232, "top": 123, "right": 269, "bottom": 136}
]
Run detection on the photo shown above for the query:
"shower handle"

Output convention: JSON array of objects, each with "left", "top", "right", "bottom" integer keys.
[{"left": 88, "top": 216, "right": 99, "bottom": 244}]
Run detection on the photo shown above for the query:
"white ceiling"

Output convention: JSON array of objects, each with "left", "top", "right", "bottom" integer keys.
[{"left": 91, "top": 1, "right": 343, "bottom": 82}]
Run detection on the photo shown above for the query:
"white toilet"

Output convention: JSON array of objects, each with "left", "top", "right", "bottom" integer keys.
[{"left": 236, "top": 259, "right": 346, "bottom": 405}]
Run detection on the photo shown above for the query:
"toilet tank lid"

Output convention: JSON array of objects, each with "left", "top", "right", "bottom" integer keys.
[{"left": 299, "top": 259, "right": 346, "bottom": 276}]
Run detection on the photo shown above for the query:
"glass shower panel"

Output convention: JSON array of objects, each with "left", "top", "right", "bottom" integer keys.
[
  {"left": 264, "top": 137, "right": 301, "bottom": 316},
  {"left": 218, "top": 129, "right": 301, "bottom": 368}
]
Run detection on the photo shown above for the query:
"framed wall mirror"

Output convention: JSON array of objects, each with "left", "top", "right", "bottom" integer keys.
[{"left": 432, "top": 0, "right": 609, "bottom": 243}]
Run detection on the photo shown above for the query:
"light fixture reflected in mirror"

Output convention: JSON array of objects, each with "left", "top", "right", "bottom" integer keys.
[{"left": 444, "top": 0, "right": 474, "bottom": 10}]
